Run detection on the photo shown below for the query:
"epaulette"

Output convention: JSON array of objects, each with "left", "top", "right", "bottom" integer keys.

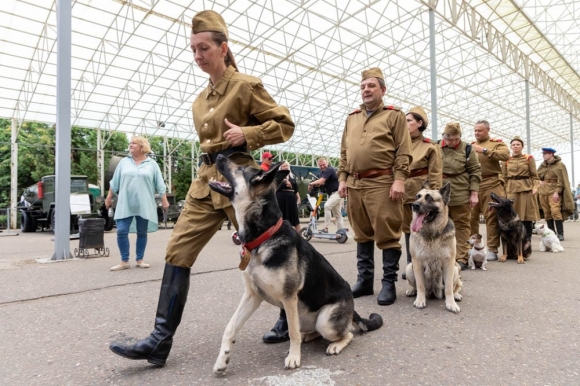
[
  {"left": 383, "top": 105, "right": 401, "bottom": 111},
  {"left": 490, "top": 138, "right": 503, "bottom": 142},
  {"left": 422, "top": 138, "right": 432, "bottom": 143},
  {"left": 349, "top": 109, "right": 362, "bottom": 115}
]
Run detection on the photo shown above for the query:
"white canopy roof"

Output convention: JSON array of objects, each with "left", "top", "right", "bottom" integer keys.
[{"left": 1, "top": 0, "right": 579, "bottom": 162}]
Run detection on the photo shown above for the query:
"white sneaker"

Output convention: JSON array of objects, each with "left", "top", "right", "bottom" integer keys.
[
  {"left": 110, "top": 262, "right": 130, "bottom": 271},
  {"left": 486, "top": 251, "right": 498, "bottom": 261}
]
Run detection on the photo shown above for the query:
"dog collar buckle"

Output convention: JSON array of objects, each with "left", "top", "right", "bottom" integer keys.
[{"left": 239, "top": 218, "right": 284, "bottom": 271}]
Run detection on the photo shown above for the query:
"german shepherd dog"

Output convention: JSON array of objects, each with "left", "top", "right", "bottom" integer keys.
[
  {"left": 488, "top": 192, "right": 531, "bottom": 264},
  {"left": 208, "top": 155, "right": 383, "bottom": 373},
  {"left": 405, "top": 181, "right": 463, "bottom": 314}
]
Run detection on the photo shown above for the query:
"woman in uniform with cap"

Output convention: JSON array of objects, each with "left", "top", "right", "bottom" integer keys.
[
  {"left": 501, "top": 136, "right": 539, "bottom": 248},
  {"left": 401, "top": 107, "right": 442, "bottom": 279},
  {"left": 108, "top": 10, "right": 294, "bottom": 366}
]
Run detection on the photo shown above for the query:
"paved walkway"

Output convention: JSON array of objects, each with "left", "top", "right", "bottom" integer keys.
[{"left": 1, "top": 220, "right": 579, "bottom": 385}]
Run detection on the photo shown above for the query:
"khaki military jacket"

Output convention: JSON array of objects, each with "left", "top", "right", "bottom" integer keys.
[
  {"left": 440, "top": 140, "right": 481, "bottom": 206},
  {"left": 537, "top": 155, "right": 575, "bottom": 218},
  {"left": 501, "top": 154, "right": 539, "bottom": 194},
  {"left": 339, "top": 102, "right": 411, "bottom": 188},
  {"left": 472, "top": 137, "right": 509, "bottom": 190},
  {"left": 189, "top": 65, "right": 295, "bottom": 209},
  {"left": 403, "top": 134, "right": 442, "bottom": 204}
]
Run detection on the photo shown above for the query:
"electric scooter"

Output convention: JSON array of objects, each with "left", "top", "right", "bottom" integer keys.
[{"left": 299, "top": 192, "right": 348, "bottom": 243}]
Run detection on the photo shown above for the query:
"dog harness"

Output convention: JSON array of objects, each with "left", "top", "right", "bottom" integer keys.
[{"left": 239, "top": 217, "right": 284, "bottom": 270}]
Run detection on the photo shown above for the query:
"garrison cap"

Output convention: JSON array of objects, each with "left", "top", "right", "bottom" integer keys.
[
  {"left": 409, "top": 106, "right": 429, "bottom": 127},
  {"left": 362, "top": 67, "right": 384, "bottom": 81},
  {"left": 443, "top": 122, "right": 462, "bottom": 136},
  {"left": 541, "top": 147, "right": 556, "bottom": 154},
  {"left": 510, "top": 136, "right": 524, "bottom": 146},
  {"left": 191, "top": 10, "right": 228, "bottom": 39}
]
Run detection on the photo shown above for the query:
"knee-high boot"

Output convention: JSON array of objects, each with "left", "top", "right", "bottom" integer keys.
[
  {"left": 109, "top": 263, "right": 190, "bottom": 366},
  {"left": 522, "top": 221, "right": 533, "bottom": 244},
  {"left": 546, "top": 219, "right": 555, "bottom": 233},
  {"left": 262, "top": 309, "right": 289, "bottom": 344},
  {"left": 351, "top": 241, "right": 375, "bottom": 298},
  {"left": 554, "top": 220, "right": 564, "bottom": 241},
  {"left": 377, "top": 249, "right": 400, "bottom": 306},
  {"left": 402, "top": 233, "right": 411, "bottom": 280}
]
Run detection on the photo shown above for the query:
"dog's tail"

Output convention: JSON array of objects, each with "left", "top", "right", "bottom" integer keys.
[{"left": 352, "top": 311, "right": 383, "bottom": 333}]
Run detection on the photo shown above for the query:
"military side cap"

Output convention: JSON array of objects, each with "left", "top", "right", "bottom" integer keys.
[
  {"left": 510, "top": 136, "right": 524, "bottom": 145},
  {"left": 409, "top": 106, "right": 429, "bottom": 127},
  {"left": 191, "top": 10, "right": 228, "bottom": 38},
  {"left": 362, "top": 67, "right": 384, "bottom": 81},
  {"left": 443, "top": 122, "right": 461, "bottom": 136},
  {"left": 541, "top": 147, "right": 556, "bottom": 153}
]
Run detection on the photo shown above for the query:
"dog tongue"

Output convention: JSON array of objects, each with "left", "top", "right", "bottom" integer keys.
[{"left": 411, "top": 213, "right": 426, "bottom": 232}]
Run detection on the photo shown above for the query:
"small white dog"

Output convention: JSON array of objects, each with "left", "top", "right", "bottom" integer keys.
[
  {"left": 535, "top": 223, "right": 564, "bottom": 253},
  {"left": 468, "top": 234, "right": 488, "bottom": 270}
]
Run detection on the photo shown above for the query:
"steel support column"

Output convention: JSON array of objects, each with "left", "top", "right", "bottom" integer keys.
[
  {"left": 10, "top": 118, "right": 18, "bottom": 229},
  {"left": 429, "top": 6, "right": 438, "bottom": 139},
  {"left": 526, "top": 80, "right": 531, "bottom": 154},
  {"left": 571, "top": 113, "right": 575, "bottom": 187}
]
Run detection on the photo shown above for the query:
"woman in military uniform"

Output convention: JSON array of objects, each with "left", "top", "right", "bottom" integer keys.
[
  {"left": 401, "top": 107, "right": 442, "bottom": 279},
  {"left": 109, "top": 10, "right": 295, "bottom": 366},
  {"left": 501, "top": 136, "right": 539, "bottom": 248}
]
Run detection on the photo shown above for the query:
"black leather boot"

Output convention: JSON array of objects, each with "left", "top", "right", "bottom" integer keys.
[
  {"left": 262, "top": 309, "right": 289, "bottom": 344},
  {"left": 522, "top": 221, "right": 533, "bottom": 244},
  {"left": 555, "top": 220, "right": 564, "bottom": 241},
  {"left": 377, "top": 249, "right": 400, "bottom": 306},
  {"left": 546, "top": 219, "right": 555, "bottom": 233},
  {"left": 351, "top": 241, "right": 375, "bottom": 298},
  {"left": 402, "top": 233, "right": 411, "bottom": 280},
  {"left": 109, "top": 263, "right": 190, "bottom": 366}
]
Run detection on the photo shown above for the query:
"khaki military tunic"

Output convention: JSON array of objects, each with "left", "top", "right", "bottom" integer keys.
[
  {"left": 537, "top": 155, "right": 575, "bottom": 220},
  {"left": 402, "top": 134, "right": 442, "bottom": 233},
  {"left": 339, "top": 103, "right": 411, "bottom": 249},
  {"left": 502, "top": 154, "right": 539, "bottom": 221},
  {"left": 440, "top": 140, "right": 481, "bottom": 263},
  {"left": 166, "top": 65, "right": 295, "bottom": 267},
  {"left": 470, "top": 137, "right": 509, "bottom": 252}
]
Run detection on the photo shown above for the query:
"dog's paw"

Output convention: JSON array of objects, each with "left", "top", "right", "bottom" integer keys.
[
  {"left": 470, "top": 266, "right": 475, "bottom": 270},
  {"left": 481, "top": 267, "right": 488, "bottom": 271},
  {"left": 539, "top": 246, "right": 546, "bottom": 252},
  {"left": 446, "top": 301, "right": 461, "bottom": 314},
  {"left": 284, "top": 353, "right": 301, "bottom": 369},
  {"left": 405, "top": 289, "right": 417, "bottom": 297},
  {"left": 326, "top": 342, "right": 345, "bottom": 355},
  {"left": 498, "top": 255, "right": 507, "bottom": 262},
  {"left": 517, "top": 257, "right": 525, "bottom": 264},
  {"left": 213, "top": 353, "right": 230, "bottom": 374},
  {"left": 413, "top": 298, "right": 427, "bottom": 309},
  {"left": 302, "top": 332, "right": 320, "bottom": 343},
  {"left": 552, "top": 249, "right": 560, "bottom": 253},
  {"left": 454, "top": 293, "right": 463, "bottom": 302}
]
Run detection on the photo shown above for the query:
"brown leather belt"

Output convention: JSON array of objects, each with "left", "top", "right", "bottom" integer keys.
[
  {"left": 506, "top": 176, "right": 529, "bottom": 180},
  {"left": 353, "top": 168, "right": 392, "bottom": 180},
  {"left": 481, "top": 174, "right": 499, "bottom": 180},
  {"left": 442, "top": 171, "right": 465, "bottom": 178},
  {"left": 409, "top": 167, "right": 429, "bottom": 178},
  {"left": 543, "top": 179, "right": 557, "bottom": 183}
]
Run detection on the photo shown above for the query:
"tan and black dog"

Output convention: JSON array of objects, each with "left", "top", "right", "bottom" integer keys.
[
  {"left": 208, "top": 155, "right": 382, "bottom": 373},
  {"left": 488, "top": 192, "right": 531, "bottom": 264},
  {"left": 405, "top": 180, "right": 463, "bottom": 314}
]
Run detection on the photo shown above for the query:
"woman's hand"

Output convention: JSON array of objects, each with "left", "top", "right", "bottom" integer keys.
[
  {"left": 161, "top": 195, "right": 170, "bottom": 211},
  {"left": 105, "top": 197, "right": 112, "bottom": 209},
  {"left": 223, "top": 118, "right": 247, "bottom": 147}
]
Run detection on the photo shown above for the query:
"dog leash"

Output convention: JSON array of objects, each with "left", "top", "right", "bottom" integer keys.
[{"left": 239, "top": 217, "right": 284, "bottom": 270}]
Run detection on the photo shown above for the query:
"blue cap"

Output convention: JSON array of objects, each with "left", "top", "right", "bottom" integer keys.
[{"left": 541, "top": 147, "right": 556, "bottom": 153}]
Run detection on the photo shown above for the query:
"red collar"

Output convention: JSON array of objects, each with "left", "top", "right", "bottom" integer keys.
[{"left": 243, "top": 218, "right": 283, "bottom": 251}]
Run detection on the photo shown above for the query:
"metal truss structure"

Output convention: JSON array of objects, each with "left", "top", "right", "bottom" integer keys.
[{"left": 1, "top": 0, "right": 579, "bottom": 164}]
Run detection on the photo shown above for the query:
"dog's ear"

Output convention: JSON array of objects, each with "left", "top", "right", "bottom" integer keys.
[
  {"left": 422, "top": 179, "right": 430, "bottom": 190},
  {"left": 440, "top": 182, "right": 451, "bottom": 205},
  {"left": 251, "top": 162, "right": 287, "bottom": 188}
]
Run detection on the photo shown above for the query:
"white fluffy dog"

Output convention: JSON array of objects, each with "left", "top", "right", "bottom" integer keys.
[{"left": 535, "top": 223, "right": 564, "bottom": 253}]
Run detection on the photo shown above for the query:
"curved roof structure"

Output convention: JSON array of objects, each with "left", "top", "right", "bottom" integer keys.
[{"left": 1, "top": 0, "right": 579, "bottom": 165}]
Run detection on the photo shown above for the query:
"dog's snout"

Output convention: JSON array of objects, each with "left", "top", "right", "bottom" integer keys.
[{"left": 412, "top": 203, "right": 420, "bottom": 212}]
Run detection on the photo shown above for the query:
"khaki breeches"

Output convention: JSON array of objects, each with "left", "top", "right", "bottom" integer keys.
[
  {"left": 402, "top": 203, "right": 412, "bottom": 234},
  {"left": 347, "top": 186, "right": 402, "bottom": 250},
  {"left": 470, "top": 184, "right": 505, "bottom": 252},
  {"left": 165, "top": 195, "right": 238, "bottom": 268},
  {"left": 539, "top": 194, "right": 563, "bottom": 220},
  {"left": 449, "top": 204, "right": 472, "bottom": 263}
]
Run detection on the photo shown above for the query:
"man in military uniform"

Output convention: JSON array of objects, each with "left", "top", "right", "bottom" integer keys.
[
  {"left": 537, "top": 147, "right": 574, "bottom": 241},
  {"left": 470, "top": 120, "right": 509, "bottom": 261},
  {"left": 338, "top": 67, "right": 412, "bottom": 306},
  {"left": 440, "top": 123, "right": 481, "bottom": 269}
]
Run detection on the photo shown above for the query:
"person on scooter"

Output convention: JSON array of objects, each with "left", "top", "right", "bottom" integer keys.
[{"left": 308, "top": 158, "right": 343, "bottom": 234}]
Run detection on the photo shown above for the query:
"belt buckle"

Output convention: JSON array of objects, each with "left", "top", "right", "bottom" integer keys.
[
  {"left": 200, "top": 153, "right": 212, "bottom": 166},
  {"left": 353, "top": 173, "right": 360, "bottom": 180}
]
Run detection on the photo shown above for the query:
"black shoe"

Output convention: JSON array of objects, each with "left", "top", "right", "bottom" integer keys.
[
  {"left": 262, "top": 310, "right": 289, "bottom": 344},
  {"left": 457, "top": 261, "right": 467, "bottom": 271},
  {"left": 109, "top": 263, "right": 190, "bottom": 366},
  {"left": 351, "top": 279, "right": 374, "bottom": 298},
  {"left": 377, "top": 280, "right": 396, "bottom": 305}
]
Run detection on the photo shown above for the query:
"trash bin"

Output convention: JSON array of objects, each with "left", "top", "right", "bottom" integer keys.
[{"left": 75, "top": 218, "right": 109, "bottom": 257}]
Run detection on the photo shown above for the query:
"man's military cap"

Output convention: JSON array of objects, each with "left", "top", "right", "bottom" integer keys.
[
  {"left": 443, "top": 122, "right": 461, "bottom": 136},
  {"left": 510, "top": 136, "right": 524, "bottom": 145},
  {"left": 191, "top": 10, "right": 228, "bottom": 38},
  {"left": 541, "top": 147, "right": 556, "bottom": 154},
  {"left": 362, "top": 67, "right": 384, "bottom": 81},
  {"left": 409, "top": 106, "right": 429, "bottom": 127}
]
